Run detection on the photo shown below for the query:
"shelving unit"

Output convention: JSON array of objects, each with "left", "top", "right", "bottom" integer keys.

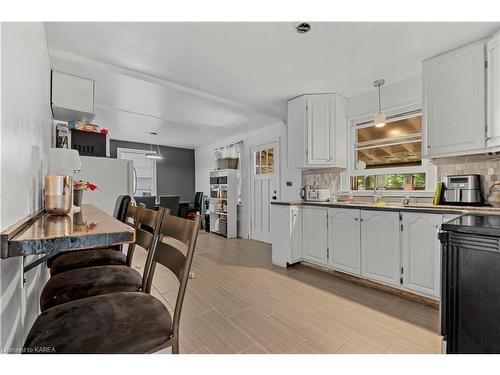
[{"left": 209, "top": 169, "right": 237, "bottom": 238}]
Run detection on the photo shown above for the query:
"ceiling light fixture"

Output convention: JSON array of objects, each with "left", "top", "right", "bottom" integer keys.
[
  {"left": 146, "top": 131, "right": 163, "bottom": 160},
  {"left": 373, "top": 79, "right": 386, "bottom": 128},
  {"left": 296, "top": 22, "right": 311, "bottom": 34}
]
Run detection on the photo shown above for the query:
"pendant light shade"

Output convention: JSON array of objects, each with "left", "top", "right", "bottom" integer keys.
[
  {"left": 373, "top": 79, "right": 386, "bottom": 128},
  {"left": 146, "top": 131, "right": 163, "bottom": 160},
  {"left": 374, "top": 111, "right": 386, "bottom": 128}
]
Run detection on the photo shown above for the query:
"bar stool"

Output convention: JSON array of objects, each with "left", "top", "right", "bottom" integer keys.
[
  {"left": 39, "top": 205, "right": 163, "bottom": 312},
  {"left": 23, "top": 212, "right": 201, "bottom": 354},
  {"left": 49, "top": 201, "right": 139, "bottom": 276}
]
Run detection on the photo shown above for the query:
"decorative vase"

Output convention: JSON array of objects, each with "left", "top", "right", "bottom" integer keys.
[{"left": 73, "top": 189, "right": 84, "bottom": 207}]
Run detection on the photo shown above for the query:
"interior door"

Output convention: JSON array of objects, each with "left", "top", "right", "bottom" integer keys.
[{"left": 250, "top": 141, "right": 279, "bottom": 243}]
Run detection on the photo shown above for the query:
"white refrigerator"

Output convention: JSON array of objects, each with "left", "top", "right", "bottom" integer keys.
[{"left": 75, "top": 156, "right": 135, "bottom": 215}]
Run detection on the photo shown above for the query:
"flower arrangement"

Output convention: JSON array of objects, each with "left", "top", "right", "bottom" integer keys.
[{"left": 73, "top": 180, "right": 98, "bottom": 191}]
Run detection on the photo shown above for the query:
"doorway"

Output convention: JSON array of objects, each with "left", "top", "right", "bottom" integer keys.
[{"left": 250, "top": 140, "right": 280, "bottom": 243}]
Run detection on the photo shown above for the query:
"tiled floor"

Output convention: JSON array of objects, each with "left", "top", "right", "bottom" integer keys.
[{"left": 132, "top": 232, "right": 442, "bottom": 354}]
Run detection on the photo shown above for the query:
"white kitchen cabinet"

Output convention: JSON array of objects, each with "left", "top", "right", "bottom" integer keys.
[
  {"left": 401, "top": 212, "right": 442, "bottom": 299},
  {"left": 290, "top": 206, "right": 303, "bottom": 262},
  {"left": 423, "top": 40, "right": 486, "bottom": 157},
  {"left": 52, "top": 70, "right": 95, "bottom": 121},
  {"left": 361, "top": 210, "right": 401, "bottom": 287},
  {"left": 328, "top": 208, "right": 361, "bottom": 276},
  {"left": 271, "top": 205, "right": 302, "bottom": 267},
  {"left": 487, "top": 31, "right": 500, "bottom": 149},
  {"left": 301, "top": 207, "right": 328, "bottom": 265},
  {"left": 287, "top": 94, "right": 347, "bottom": 169}
]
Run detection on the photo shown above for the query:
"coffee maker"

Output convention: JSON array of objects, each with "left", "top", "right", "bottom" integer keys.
[{"left": 440, "top": 175, "right": 483, "bottom": 205}]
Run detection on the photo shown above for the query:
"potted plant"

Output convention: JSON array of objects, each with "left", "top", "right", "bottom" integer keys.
[{"left": 73, "top": 180, "right": 98, "bottom": 207}]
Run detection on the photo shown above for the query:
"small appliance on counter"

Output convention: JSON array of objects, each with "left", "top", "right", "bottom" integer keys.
[
  {"left": 300, "top": 186, "right": 330, "bottom": 202},
  {"left": 440, "top": 214, "right": 500, "bottom": 353},
  {"left": 440, "top": 174, "right": 483, "bottom": 205}
]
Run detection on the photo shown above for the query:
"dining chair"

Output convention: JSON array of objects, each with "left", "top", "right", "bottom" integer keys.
[
  {"left": 23, "top": 211, "right": 201, "bottom": 354},
  {"left": 39, "top": 205, "right": 163, "bottom": 312},
  {"left": 48, "top": 199, "right": 139, "bottom": 276},
  {"left": 159, "top": 195, "right": 180, "bottom": 216},
  {"left": 134, "top": 195, "right": 157, "bottom": 210}
]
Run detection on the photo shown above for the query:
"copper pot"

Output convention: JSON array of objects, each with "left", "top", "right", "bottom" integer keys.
[{"left": 45, "top": 175, "right": 73, "bottom": 215}]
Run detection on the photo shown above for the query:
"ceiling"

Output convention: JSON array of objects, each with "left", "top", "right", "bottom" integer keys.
[{"left": 45, "top": 22, "right": 500, "bottom": 148}]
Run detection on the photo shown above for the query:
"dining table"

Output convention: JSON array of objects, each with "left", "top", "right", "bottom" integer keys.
[{"left": 0, "top": 204, "right": 136, "bottom": 272}]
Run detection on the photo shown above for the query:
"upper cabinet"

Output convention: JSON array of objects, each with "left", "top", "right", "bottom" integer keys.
[
  {"left": 423, "top": 40, "right": 486, "bottom": 157},
  {"left": 287, "top": 94, "right": 347, "bottom": 168},
  {"left": 52, "top": 71, "right": 95, "bottom": 122},
  {"left": 487, "top": 31, "right": 500, "bottom": 148}
]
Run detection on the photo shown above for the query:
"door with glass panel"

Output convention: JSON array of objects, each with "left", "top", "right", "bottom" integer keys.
[{"left": 250, "top": 141, "right": 279, "bottom": 243}]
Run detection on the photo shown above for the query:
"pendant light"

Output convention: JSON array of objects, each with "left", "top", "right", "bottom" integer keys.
[
  {"left": 373, "top": 79, "right": 386, "bottom": 128},
  {"left": 146, "top": 131, "right": 163, "bottom": 160}
]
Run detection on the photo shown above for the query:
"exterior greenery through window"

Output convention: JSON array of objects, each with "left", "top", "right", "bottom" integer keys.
[{"left": 353, "top": 173, "right": 426, "bottom": 191}]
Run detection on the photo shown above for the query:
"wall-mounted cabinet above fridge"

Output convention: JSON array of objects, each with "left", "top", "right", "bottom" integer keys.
[
  {"left": 51, "top": 70, "right": 95, "bottom": 122},
  {"left": 423, "top": 30, "right": 500, "bottom": 158},
  {"left": 286, "top": 94, "right": 347, "bottom": 169}
]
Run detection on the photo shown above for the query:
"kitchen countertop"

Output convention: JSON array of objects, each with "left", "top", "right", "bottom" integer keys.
[
  {"left": 271, "top": 200, "right": 500, "bottom": 216},
  {"left": 0, "top": 204, "right": 135, "bottom": 259}
]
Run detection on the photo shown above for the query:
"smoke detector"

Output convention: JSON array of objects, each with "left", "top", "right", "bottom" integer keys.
[{"left": 296, "top": 22, "right": 311, "bottom": 34}]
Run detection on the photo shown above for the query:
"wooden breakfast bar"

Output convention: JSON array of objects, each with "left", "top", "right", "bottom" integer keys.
[{"left": 0, "top": 205, "right": 135, "bottom": 271}]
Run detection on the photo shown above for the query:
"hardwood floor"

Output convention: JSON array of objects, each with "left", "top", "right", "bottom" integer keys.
[{"left": 132, "top": 232, "right": 442, "bottom": 354}]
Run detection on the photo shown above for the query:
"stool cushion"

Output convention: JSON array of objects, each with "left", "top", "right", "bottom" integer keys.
[
  {"left": 40, "top": 265, "right": 142, "bottom": 312},
  {"left": 50, "top": 248, "right": 126, "bottom": 276},
  {"left": 24, "top": 292, "right": 172, "bottom": 354}
]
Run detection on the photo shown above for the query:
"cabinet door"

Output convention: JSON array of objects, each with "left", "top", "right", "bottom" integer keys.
[
  {"left": 307, "top": 96, "right": 335, "bottom": 165},
  {"left": 424, "top": 40, "right": 486, "bottom": 157},
  {"left": 287, "top": 96, "right": 307, "bottom": 168},
  {"left": 487, "top": 32, "right": 500, "bottom": 148},
  {"left": 52, "top": 71, "right": 95, "bottom": 113},
  {"left": 402, "top": 212, "right": 442, "bottom": 299},
  {"left": 361, "top": 210, "right": 400, "bottom": 287},
  {"left": 328, "top": 208, "right": 361, "bottom": 275},
  {"left": 302, "top": 207, "right": 328, "bottom": 265},
  {"left": 291, "top": 207, "right": 302, "bottom": 262}
]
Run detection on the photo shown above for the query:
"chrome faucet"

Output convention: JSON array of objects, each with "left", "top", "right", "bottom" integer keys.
[{"left": 365, "top": 175, "right": 383, "bottom": 203}]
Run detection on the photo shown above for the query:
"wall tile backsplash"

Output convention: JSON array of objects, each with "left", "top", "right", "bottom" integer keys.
[{"left": 302, "top": 155, "right": 500, "bottom": 198}]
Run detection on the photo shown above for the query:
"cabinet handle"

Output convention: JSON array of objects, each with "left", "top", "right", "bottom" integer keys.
[
  {"left": 360, "top": 218, "right": 364, "bottom": 222},
  {"left": 485, "top": 136, "right": 492, "bottom": 141},
  {"left": 354, "top": 218, "right": 359, "bottom": 221}
]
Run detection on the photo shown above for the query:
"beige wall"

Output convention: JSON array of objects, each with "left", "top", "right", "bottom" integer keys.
[{"left": 0, "top": 22, "right": 52, "bottom": 352}]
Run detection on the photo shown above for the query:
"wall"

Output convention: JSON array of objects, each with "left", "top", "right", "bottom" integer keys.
[
  {"left": 0, "top": 23, "right": 52, "bottom": 352},
  {"left": 347, "top": 75, "right": 422, "bottom": 120},
  {"left": 109, "top": 140, "right": 195, "bottom": 201},
  {"left": 195, "top": 121, "right": 302, "bottom": 238}
]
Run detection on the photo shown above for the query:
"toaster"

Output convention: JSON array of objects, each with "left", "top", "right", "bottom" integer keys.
[{"left": 306, "top": 188, "right": 330, "bottom": 202}]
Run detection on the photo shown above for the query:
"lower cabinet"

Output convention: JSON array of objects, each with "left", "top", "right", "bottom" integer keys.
[
  {"left": 271, "top": 204, "right": 302, "bottom": 267},
  {"left": 271, "top": 204, "right": 449, "bottom": 301},
  {"left": 361, "top": 210, "right": 401, "bottom": 287},
  {"left": 401, "top": 212, "right": 443, "bottom": 299},
  {"left": 290, "top": 206, "right": 302, "bottom": 262},
  {"left": 328, "top": 208, "right": 361, "bottom": 275},
  {"left": 302, "top": 207, "right": 328, "bottom": 265}
]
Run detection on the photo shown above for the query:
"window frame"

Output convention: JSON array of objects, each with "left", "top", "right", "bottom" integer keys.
[{"left": 346, "top": 104, "right": 437, "bottom": 195}]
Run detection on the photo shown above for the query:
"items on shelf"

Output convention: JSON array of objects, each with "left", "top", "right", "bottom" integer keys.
[
  {"left": 68, "top": 120, "right": 108, "bottom": 135},
  {"left": 208, "top": 169, "right": 237, "bottom": 238}
]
